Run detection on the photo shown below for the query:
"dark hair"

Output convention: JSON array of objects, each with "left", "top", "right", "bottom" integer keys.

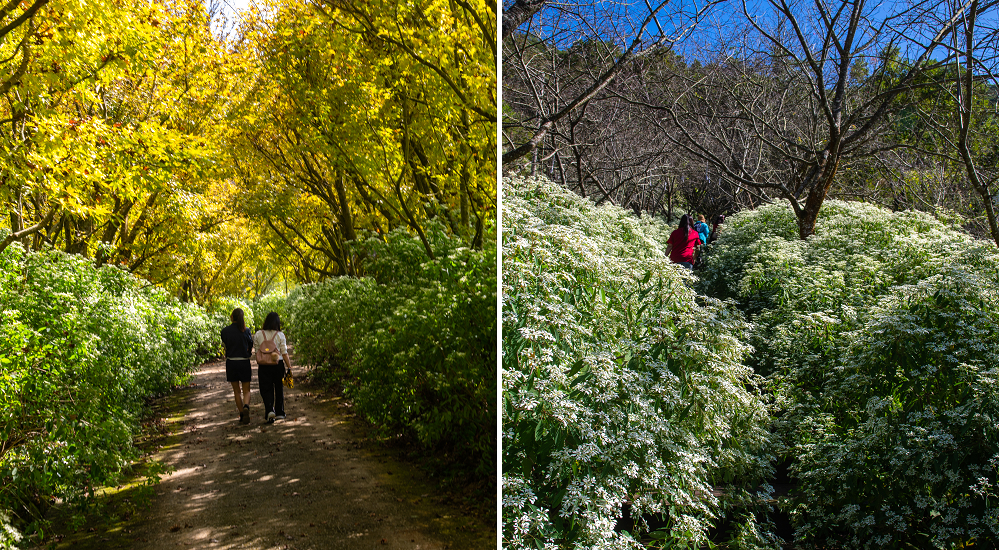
[
  {"left": 716, "top": 214, "right": 725, "bottom": 224},
  {"left": 231, "top": 308, "right": 246, "bottom": 332},
  {"left": 262, "top": 311, "right": 282, "bottom": 331},
  {"left": 678, "top": 214, "right": 691, "bottom": 230}
]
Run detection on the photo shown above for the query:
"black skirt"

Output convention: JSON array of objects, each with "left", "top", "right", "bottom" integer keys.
[{"left": 225, "top": 359, "right": 252, "bottom": 382}]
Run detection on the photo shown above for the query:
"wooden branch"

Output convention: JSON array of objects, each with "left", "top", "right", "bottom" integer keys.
[{"left": 0, "top": 204, "right": 57, "bottom": 253}]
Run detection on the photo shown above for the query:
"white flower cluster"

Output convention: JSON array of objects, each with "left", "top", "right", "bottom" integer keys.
[
  {"left": 503, "top": 177, "right": 774, "bottom": 549},
  {"left": 699, "top": 200, "right": 998, "bottom": 547}
]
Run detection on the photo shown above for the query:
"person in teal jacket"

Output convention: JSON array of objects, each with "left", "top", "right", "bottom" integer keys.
[{"left": 695, "top": 215, "right": 711, "bottom": 245}]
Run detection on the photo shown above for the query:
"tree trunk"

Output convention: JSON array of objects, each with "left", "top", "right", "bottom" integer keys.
[
  {"left": 796, "top": 158, "right": 840, "bottom": 240},
  {"left": 334, "top": 168, "right": 356, "bottom": 241}
]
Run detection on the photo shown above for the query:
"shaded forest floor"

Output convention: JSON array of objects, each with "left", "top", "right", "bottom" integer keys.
[{"left": 34, "top": 359, "right": 495, "bottom": 550}]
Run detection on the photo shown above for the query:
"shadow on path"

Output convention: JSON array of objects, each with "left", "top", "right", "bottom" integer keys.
[{"left": 42, "top": 360, "right": 494, "bottom": 550}]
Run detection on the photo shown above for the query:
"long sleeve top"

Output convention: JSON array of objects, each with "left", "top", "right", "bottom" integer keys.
[{"left": 221, "top": 324, "right": 253, "bottom": 360}]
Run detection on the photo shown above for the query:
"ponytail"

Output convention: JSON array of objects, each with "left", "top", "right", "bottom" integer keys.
[{"left": 231, "top": 308, "right": 246, "bottom": 333}]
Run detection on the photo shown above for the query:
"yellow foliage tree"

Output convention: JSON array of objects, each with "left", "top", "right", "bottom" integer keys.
[{"left": 228, "top": 0, "right": 496, "bottom": 279}]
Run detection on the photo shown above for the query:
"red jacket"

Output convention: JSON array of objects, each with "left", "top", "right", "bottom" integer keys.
[{"left": 668, "top": 228, "right": 700, "bottom": 264}]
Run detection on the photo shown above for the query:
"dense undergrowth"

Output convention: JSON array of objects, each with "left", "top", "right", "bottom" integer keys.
[
  {"left": 286, "top": 225, "right": 496, "bottom": 485},
  {"left": 502, "top": 177, "right": 774, "bottom": 549},
  {"left": 0, "top": 244, "right": 216, "bottom": 548},
  {"left": 699, "top": 201, "right": 998, "bottom": 548},
  {"left": 502, "top": 176, "right": 998, "bottom": 549}
]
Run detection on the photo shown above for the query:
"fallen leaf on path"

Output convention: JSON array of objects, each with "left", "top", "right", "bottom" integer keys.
[{"left": 169, "top": 525, "right": 181, "bottom": 532}]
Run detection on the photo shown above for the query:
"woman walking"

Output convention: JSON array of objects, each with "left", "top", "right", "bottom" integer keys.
[
  {"left": 221, "top": 308, "right": 254, "bottom": 424},
  {"left": 254, "top": 312, "right": 292, "bottom": 423},
  {"left": 665, "top": 214, "right": 701, "bottom": 270}
]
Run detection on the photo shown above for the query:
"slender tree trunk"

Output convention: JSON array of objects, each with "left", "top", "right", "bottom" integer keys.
[{"left": 334, "top": 168, "right": 356, "bottom": 241}]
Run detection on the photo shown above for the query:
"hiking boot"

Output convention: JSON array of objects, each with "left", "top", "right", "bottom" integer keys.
[
  {"left": 239, "top": 408, "right": 250, "bottom": 424},
  {"left": 267, "top": 411, "right": 276, "bottom": 421}
]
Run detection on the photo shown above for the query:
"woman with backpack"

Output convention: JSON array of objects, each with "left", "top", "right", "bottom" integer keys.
[
  {"left": 254, "top": 312, "right": 292, "bottom": 423},
  {"left": 221, "top": 308, "right": 254, "bottom": 424},
  {"left": 694, "top": 215, "right": 711, "bottom": 245}
]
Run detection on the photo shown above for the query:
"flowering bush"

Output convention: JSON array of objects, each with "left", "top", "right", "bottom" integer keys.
[
  {"left": 0, "top": 244, "right": 215, "bottom": 546},
  {"left": 286, "top": 224, "right": 496, "bottom": 478},
  {"left": 502, "top": 177, "right": 775, "bottom": 549},
  {"left": 253, "top": 290, "right": 290, "bottom": 331},
  {"left": 699, "top": 201, "right": 999, "bottom": 547}
]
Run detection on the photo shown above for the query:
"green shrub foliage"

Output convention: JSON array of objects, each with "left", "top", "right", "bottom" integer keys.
[
  {"left": 253, "top": 290, "right": 290, "bottom": 331},
  {"left": 699, "top": 201, "right": 999, "bottom": 548},
  {"left": 286, "top": 224, "right": 496, "bottom": 478},
  {"left": 0, "top": 244, "right": 215, "bottom": 546},
  {"left": 502, "top": 177, "right": 774, "bottom": 550}
]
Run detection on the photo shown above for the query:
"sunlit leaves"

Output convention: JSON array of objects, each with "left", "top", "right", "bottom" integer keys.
[
  {"left": 228, "top": 0, "right": 496, "bottom": 278},
  {"left": 0, "top": 244, "right": 217, "bottom": 545}
]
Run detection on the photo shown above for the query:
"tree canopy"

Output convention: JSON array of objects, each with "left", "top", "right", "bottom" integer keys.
[{"left": 0, "top": 0, "right": 497, "bottom": 302}]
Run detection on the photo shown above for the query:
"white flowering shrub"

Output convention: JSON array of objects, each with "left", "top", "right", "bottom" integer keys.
[
  {"left": 698, "top": 201, "right": 999, "bottom": 548},
  {"left": 0, "top": 244, "right": 215, "bottom": 546},
  {"left": 253, "top": 290, "right": 290, "bottom": 331},
  {"left": 286, "top": 224, "right": 496, "bottom": 478},
  {"left": 503, "top": 177, "right": 775, "bottom": 549}
]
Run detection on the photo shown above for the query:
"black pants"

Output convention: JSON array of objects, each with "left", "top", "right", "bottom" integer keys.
[{"left": 257, "top": 361, "right": 285, "bottom": 418}]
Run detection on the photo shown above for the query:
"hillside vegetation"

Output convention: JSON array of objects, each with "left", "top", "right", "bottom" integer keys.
[
  {"left": 502, "top": 175, "right": 998, "bottom": 549},
  {"left": 287, "top": 225, "right": 496, "bottom": 483},
  {"left": 503, "top": 177, "right": 774, "bottom": 549},
  {"left": 699, "top": 201, "right": 998, "bottom": 548},
  {"left": 0, "top": 245, "right": 217, "bottom": 545}
]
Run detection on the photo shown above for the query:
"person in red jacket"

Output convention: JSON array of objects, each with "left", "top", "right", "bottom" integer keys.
[{"left": 665, "top": 214, "right": 701, "bottom": 269}]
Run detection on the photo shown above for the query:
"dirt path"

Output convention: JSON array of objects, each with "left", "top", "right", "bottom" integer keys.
[{"left": 44, "top": 359, "right": 494, "bottom": 550}]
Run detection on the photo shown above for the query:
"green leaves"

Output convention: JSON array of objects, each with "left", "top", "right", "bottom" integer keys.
[
  {"left": 702, "top": 200, "right": 999, "bottom": 547},
  {"left": 0, "top": 244, "right": 216, "bottom": 544},
  {"left": 287, "top": 225, "right": 496, "bottom": 479}
]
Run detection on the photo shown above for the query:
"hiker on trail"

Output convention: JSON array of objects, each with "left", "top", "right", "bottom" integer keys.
[
  {"left": 709, "top": 214, "right": 725, "bottom": 243},
  {"left": 694, "top": 215, "right": 711, "bottom": 245},
  {"left": 665, "top": 214, "right": 701, "bottom": 270},
  {"left": 254, "top": 312, "right": 292, "bottom": 423},
  {"left": 221, "top": 308, "right": 254, "bottom": 424}
]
